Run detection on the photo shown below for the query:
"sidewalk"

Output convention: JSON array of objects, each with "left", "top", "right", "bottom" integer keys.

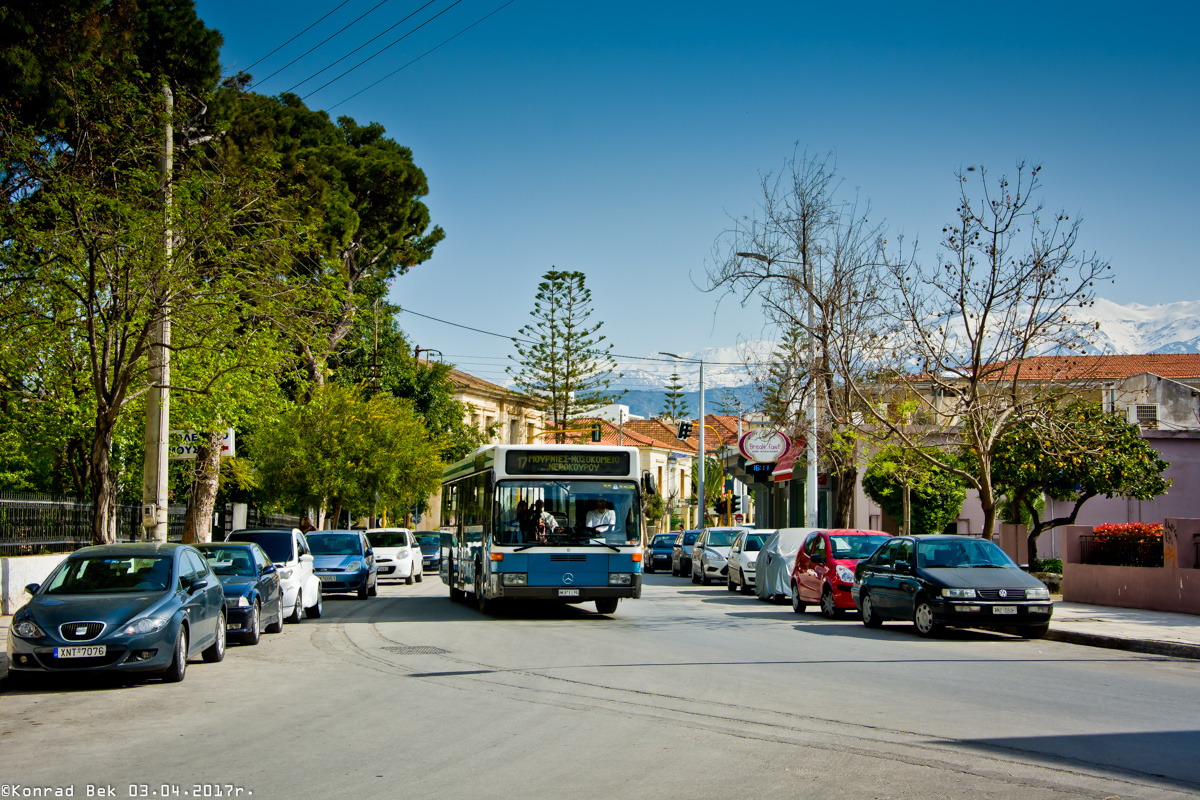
[{"left": 1047, "top": 601, "right": 1200, "bottom": 659}]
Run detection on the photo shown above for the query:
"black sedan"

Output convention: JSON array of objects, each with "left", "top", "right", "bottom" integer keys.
[
  {"left": 644, "top": 533, "right": 676, "bottom": 574},
  {"left": 852, "top": 535, "right": 1053, "bottom": 638},
  {"left": 194, "top": 543, "right": 284, "bottom": 645},
  {"left": 6, "top": 543, "right": 227, "bottom": 684}
]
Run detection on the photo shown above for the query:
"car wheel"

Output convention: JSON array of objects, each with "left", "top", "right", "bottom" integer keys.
[
  {"left": 405, "top": 573, "right": 414, "bottom": 585},
  {"left": 242, "top": 601, "right": 261, "bottom": 646},
  {"left": 646, "top": 566, "right": 655, "bottom": 574},
  {"left": 162, "top": 625, "right": 188, "bottom": 683},
  {"left": 739, "top": 579, "right": 752, "bottom": 595},
  {"left": 727, "top": 574, "right": 737, "bottom": 591},
  {"left": 913, "top": 599, "right": 943, "bottom": 638},
  {"left": 287, "top": 590, "right": 303, "bottom": 624},
  {"left": 357, "top": 577, "right": 369, "bottom": 599},
  {"left": 369, "top": 577, "right": 378, "bottom": 596},
  {"left": 791, "top": 582, "right": 806, "bottom": 614},
  {"left": 305, "top": 589, "right": 323, "bottom": 619},
  {"left": 691, "top": 567, "right": 701, "bottom": 584},
  {"left": 202, "top": 610, "right": 226, "bottom": 662},
  {"left": 671, "top": 563, "right": 679, "bottom": 577},
  {"left": 595, "top": 597, "right": 618, "bottom": 615},
  {"left": 265, "top": 597, "right": 284, "bottom": 633},
  {"left": 861, "top": 593, "right": 882, "bottom": 628},
  {"left": 416, "top": 569, "right": 423, "bottom": 583},
  {"left": 701, "top": 568, "right": 712, "bottom": 586},
  {"left": 820, "top": 587, "right": 840, "bottom": 620},
  {"left": 1020, "top": 624, "right": 1050, "bottom": 639}
]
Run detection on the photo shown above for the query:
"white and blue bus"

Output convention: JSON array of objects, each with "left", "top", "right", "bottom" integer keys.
[{"left": 439, "top": 444, "right": 651, "bottom": 615}]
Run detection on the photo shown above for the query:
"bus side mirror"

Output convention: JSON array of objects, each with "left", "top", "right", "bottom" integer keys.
[{"left": 642, "top": 472, "right": 657, "bottom": 495}]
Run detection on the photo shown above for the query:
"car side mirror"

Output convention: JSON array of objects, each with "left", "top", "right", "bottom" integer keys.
[
  {"left": 25, "top": 582, "right": 40, "bottom": 596},
  {"left": 365, "top": 549, "right": 373, "bottom": 556},
  {"left": 299, "top": 553, "right": 314, "bottom": 563},
  {"left": 188, "top": 578, "right": 208, "bottom": 593},
  {"left": 261, "top": 564, "right": 276, "bottom": 575}
]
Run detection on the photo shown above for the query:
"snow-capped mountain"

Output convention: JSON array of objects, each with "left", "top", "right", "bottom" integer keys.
[{"left": 618, "top": 298, "right": 1200, "bottom": 391}]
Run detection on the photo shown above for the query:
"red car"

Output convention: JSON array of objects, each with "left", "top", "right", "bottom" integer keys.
[{"left": 791, "top": 529, "right": 891, "bottom": 618}]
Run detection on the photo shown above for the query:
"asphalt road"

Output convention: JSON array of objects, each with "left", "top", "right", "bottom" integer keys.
[{"left": 2, "top": 573, "right": 1199, "bottom": 800}]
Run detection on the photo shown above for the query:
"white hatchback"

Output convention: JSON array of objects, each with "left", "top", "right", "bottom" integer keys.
[
  {"left": 366, "top": 528, "right": 423, "bottom": 585},
  {"left": 225, "top": 528, "right": 323, "bottom": 622},
  {"left": 726, "top": 529, "right": 776, "bottom": 594}
]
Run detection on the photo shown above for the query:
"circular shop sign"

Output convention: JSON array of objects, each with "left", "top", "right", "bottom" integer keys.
[{"left": 738, "top": 428, "right": 791, "bottom": 462}]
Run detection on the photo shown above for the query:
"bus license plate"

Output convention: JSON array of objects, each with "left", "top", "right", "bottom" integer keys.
[
  {"left": 992, "top": 606, "right": 1017, "bottom": 615},
  {"left": 558, "top": 589, "right": 579, "bottom": 597},
  {"left": 54, "top": 646, "right": 106, "bottom": 658}
]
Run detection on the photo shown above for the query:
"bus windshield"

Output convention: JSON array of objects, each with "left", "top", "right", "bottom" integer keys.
[{"left": 496, "top": 480, "right": 640, "bottom": 546}]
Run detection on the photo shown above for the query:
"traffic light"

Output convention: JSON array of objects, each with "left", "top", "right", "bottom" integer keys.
[
  {"left": 713, "top": 497, "right": 727, "bottom": 515},
  {"left": 677, "top": 421, "right": 693, "bottom": 440},
  {"left": 591, "top": 422, "right": 602, "bottom": 442},
  {"left": 730, "top": 495, "right": 741, "bottom": 515}
]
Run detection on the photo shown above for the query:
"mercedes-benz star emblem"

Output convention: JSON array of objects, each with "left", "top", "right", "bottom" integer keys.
[
  {"left": 563, "top": 573, "right": 574, "bottom": 585},
  {"left": 998, "top": 589, "right": 1008, "bottom": 598}
]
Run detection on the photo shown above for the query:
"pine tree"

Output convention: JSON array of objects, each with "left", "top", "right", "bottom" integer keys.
[
  {"left": 508, "top": 270, "right": 619, "bottom": 438},
  {"left": 660, "top": 371, "right": 689, "bottom": 420}
]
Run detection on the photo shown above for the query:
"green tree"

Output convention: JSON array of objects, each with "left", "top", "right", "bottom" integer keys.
[
  {"left": 659, "top": 371, "right": 689, "bottom": 420},
  {"left": 219, "top": 91, "right": 444, "bottom": 385},
  {"left": 328, "top": 302, "right": 488, "bottom": 462},
  {"left": 253, "top": 384, "right": 443, "bottom": 528},
  {"left": 508, "top": 270, "right": 619, "bottom": 438},
  {"left": 863, "top": 445, "right": 967, "bottom": 535},
  {"left": 992, "top": 402, "right": 1171, "bottom": 563}
]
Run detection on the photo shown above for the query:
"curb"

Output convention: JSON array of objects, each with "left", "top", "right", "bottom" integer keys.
[{"left": 1046, "top": 628, "right": 1200, "bottom": 660}]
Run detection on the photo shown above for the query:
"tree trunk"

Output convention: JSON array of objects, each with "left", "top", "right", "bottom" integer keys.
[
  {"left": 182, "top": 430, "right": 224, "bottom": 544},
  {"left": 901, "top": 481, "right": 911, "bottom": 536},
  {"left": 834, "top": 465, "right": 856, "bottom": 528},
  {"left": 89, "top": 413, "right": 118, "bottom": 545}
]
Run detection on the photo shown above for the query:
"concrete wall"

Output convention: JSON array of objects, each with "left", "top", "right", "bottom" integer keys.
[
  {"left": 1, "top": 554, "right": 68, "bottom": 615},
  {"left": 1062, "top": 519, "right": 1200, "bottom": 615}
]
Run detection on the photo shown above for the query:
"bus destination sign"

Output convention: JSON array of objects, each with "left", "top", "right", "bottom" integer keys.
[{"left": 506, "top": 450, "right": 630, "bottom": 476}]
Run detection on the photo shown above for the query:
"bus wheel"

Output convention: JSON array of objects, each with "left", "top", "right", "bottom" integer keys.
[
  {"left": 595, "top": 598, "right": 618, "bottom": 615},
  {"left": 476, "top": 577, "right": 491, "bottom": 614}
]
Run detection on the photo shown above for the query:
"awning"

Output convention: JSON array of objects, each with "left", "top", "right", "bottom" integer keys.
[{"left": 771, "top": 439, "right": 806, "bottom": 482}]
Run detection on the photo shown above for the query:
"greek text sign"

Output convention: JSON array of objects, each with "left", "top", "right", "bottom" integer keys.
[{"left": 169, "top": 429, "right": 235, "bottom": 460}]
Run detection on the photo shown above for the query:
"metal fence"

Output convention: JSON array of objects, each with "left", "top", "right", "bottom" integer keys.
[
  {"left": 1079, "top": 533, "right": 1164, "bottom": 568},
  {"left": 0, "top": 491, "right": 300, "bottom": 556}
]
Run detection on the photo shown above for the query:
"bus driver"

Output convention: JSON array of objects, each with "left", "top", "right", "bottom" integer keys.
[{"left": 585, "top": 499, "right": 616, "bottom": 535}]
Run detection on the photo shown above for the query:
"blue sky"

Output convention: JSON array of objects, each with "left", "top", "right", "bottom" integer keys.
[{"left": 195, "top": 0, "right": 1200, "bottom": 388}]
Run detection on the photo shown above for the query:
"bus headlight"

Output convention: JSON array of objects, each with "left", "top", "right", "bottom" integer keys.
[
  {"left": 609, "top": 573, "right": 632, "bottom": 585},
  {"left": 501, "top": 573, "right": 528, "bottom": 586}
]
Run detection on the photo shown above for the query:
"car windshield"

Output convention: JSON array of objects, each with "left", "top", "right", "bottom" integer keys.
[
  {"left": 228, "top": 531, "right": 293, "bottom": 564},
  {"left": 496, "top": 479, "right": 640, "bottom": 546},
  {"left": 830, "top": 535, "right": 890, "bottom": 559},
  {"left": 198, "top": 547, "right": 257, "bottom": 577},
  {"left": 652, "top": 535, "right": 675, "bottom": 546},
  {"left": 368, "top": 531, "right": 409, "bottom": 548},
  {"left": 917, "top": 539, "right": 1017, "bottom": 569},
  {"left": 682, "top": 533, "right": 699, "bottom": 545},
  {"left": 44, "top": 556, "right": 173, "bottom": 594},
  {"left": 706, "top": 531, "right": 739, "bottom": 547},
  {"left": 307, "top": 533, "right": 363, "bottom": 556},
  {"left": 744, "top": 534, "right": 769, "bottom": 552},
  {"left": 417, "top": 535, "right": 439, "bottom": 550}
]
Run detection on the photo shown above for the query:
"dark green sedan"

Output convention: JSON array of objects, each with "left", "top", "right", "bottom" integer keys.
[
  {"left": 852, "top": 535, "right": 1053, "bottom": 638},
  {"left": 7, "top": 543, "right": 227, "bottom": 685}
]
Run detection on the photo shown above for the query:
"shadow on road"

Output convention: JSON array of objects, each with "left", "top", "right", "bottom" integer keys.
[{"left": 947, "top": 729, "right": 1200, "bottom": 792}]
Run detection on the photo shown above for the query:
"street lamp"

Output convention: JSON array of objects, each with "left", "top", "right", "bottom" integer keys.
[
  {"left": 736, "top": 252, "right": 818, "bottom": 527},
  {"left": 659, "top": 352, "right": 704, "bottom": 528}
]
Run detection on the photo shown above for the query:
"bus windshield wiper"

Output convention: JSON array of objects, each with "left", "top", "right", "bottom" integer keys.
[
  {"left": 512, "top": 544, "right": 540, "bottom": 552},
  {"left": 588, "top": 541, "right": 620, "bottom": 552}
]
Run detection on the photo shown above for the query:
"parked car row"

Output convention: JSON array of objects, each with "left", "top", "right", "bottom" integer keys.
[
  {"left": 656, "top": 526, "right": 1055, "bottom": 639},
  {"left": 6, "top": 524, "right": 436, "bottom": 687}
]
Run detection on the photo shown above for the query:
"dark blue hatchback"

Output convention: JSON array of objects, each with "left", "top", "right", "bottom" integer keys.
[{"left": 644, "top": 533, "right": 676, "bottom": 574}]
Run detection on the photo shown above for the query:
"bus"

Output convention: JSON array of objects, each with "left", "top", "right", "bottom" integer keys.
[{"left": 439, "top": 444, "right": 652, "bottom": 614}]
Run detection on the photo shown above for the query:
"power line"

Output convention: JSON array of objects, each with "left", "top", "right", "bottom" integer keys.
[
  {"left": 327, "top": 0, "right": 517, "bottom": 110},
  {"left": 397, "top": 308, "right": 752, "bottom": 366},
  {"left": 242, "top": 0, "right": 354, "bottom": 73},
  {"left": 253, "top": 0, "right": 397, "bottom": 88},
  {"left": 300, "top": 0, "right": 466, "bottom": 99},
  {"left": 283, "top": 0, "right": 443, "bottom": 94}
]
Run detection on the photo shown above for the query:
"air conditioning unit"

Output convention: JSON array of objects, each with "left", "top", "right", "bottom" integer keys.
[{"left": 1126, "top": 404, "right": 1159, "bottom": 428}]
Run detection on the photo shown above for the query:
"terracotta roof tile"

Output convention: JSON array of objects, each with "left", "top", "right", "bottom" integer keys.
[{"left": 983, "top": 354, "right": 1200, "bottom": 382}]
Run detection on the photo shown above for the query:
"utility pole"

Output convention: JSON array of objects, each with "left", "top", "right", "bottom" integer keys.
[
  {"left": 141, "top": 83, "right": 173, "bottom": 542},
  {"left": 372, "top": 298, "right": 380, "bottom": 395}
]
